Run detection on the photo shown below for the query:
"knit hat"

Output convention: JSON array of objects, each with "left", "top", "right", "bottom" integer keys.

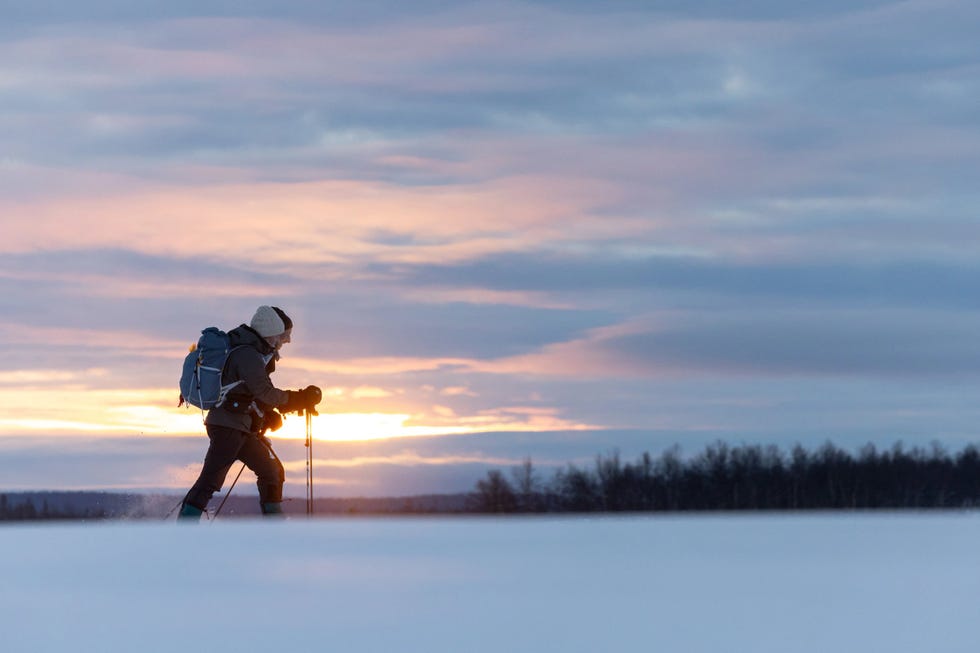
[
  {"left": 250, "top": 305, "right": 286, "bottom": 338},
  {"left": 271, "top": 306, "right": 293, "bottom": 331}
]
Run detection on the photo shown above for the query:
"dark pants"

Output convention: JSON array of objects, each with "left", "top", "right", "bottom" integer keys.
[{"left": 183, "top": 424, "right": 285, "bottom": 511}]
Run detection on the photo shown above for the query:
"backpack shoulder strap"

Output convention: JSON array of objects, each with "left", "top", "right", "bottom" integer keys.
[{"left": 215, "top": 345, "right": 249, "bottom": 406}]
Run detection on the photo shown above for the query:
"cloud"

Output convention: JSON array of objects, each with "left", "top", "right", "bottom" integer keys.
[
  {"left": 480, "top": 308, "right": 980, "bottom": 380},
  {"left": 600, "top": 310, "right": 980, "bottom": 378},
  {"left": 3, "top": 0, "right": 980, "bottom": 495},
  {"left": 0, "top": 368, "right": 108, "bottom": 387},
  {"left": 295, "top": 293, "right": 611, "bottom": 360},
  {"left": 4, "top": 1, "right": 977, "bottom": 271},
  {"left": 0, "top": 248, "right": 299, "bottom": 300},
  {"left": 0, "top": 175, "right": 630, "bottom": 269},
  {"left": 388, "top": 251, "right": 980, "bottom": 311},
  {"left": 2, "top": 3, "right": 920, "bottom": 179},
  {"left": 3, "top": 1, "right": 975, "bottom": 172}
]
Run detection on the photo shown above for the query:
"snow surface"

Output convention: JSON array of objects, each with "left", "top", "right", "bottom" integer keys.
[{"left": 1, "top": 513, "right": 978, "bottom": 652}]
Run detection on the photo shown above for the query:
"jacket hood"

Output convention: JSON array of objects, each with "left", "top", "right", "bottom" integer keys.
[{"left": 228, "top": 323, "right": 276, "bottom": 355}]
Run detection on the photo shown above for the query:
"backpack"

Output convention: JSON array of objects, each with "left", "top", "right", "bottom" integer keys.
[{"left": 178, "top": 327, "right": 244, "bottom": 410}]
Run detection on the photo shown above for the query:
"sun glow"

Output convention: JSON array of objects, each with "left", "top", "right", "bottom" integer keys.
[
  {"left": 272, "top": 410, "right": 594, "bottom": 442},
  {"left": 275, "top": 412, "right": 418, "bottom": 442},
  {"left": 2, "top": 383, "right": 596, "bottom": 442},
  {"left": 0, "top": 407, "right": 589, "bottom": 442}
]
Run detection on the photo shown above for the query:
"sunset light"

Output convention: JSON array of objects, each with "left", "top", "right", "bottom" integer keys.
[
  {"left": 0, "top": 383, "right": 594, "bottom": 443},
  {"left": 2, "top": 4, "right": 978, "bottom": 651},
  {"left": 272, "top": 408, "right": 596, "bottom": 443},
  {"left": 3, "top": 0, "right": 978, "bottom": 499}
]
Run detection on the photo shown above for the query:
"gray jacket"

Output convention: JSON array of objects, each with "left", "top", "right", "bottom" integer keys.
[{"left": 205, "top": 324, "right": 289, "bottom": 433}]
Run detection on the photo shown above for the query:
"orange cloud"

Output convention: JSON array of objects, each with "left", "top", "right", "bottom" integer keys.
[
  {"left": 0, "top": 322, "right": 184, "bottom": 356},
  {"left": 286, "top": 320, "right": 666, "bottom": 381},
  {"left": 0, "top": 387, "right": 203, "bottom": 437},
  {"left": 470, "top": 320, "right": 668, "bottom": 378},
  {"left": 1, "top": 175, "right": 629, "bottom": 268},
  {"left": 1, "top": 376, "right": 598, "bottom": 441},
  {"left": 283, "top": 452, "right": 519, "bottom": 473},
  {"left": 0, "top": 368, "right": 108, "bottom": 387}
]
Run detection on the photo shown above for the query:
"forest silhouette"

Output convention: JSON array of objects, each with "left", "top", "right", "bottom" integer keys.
[
  {"left": 470, "top": 441, "right": 980, "bottom": 513},
  {"left": 5, "top": 440, "right": 980, "bottom": 520}
]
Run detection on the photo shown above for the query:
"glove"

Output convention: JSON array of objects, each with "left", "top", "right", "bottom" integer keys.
[
  {"left": 280, "top": 385, "right": 322, "bottom": 415},
  {"left": 263, "top": 409, "right": 283, "bottom": 433},
  {"left": 300, "top": 385, "right": 322, "bottom": 415}
]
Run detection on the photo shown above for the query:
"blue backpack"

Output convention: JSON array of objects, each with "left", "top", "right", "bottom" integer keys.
[{"left": 178, "top": 327, "right": 244, "bottom": 410}]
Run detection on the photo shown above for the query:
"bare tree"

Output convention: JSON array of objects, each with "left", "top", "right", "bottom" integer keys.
[
  {"left": 471, "top": 470, "right": 518, "bottom": 513},
  {"left": 511, "top": 457, "right": 541, "bottom": 512}
]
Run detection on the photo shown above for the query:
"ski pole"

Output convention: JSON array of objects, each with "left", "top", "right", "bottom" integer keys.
[
  {"left": 212, "top": 462, "right": 246, "bottom": 520},
  {"left": 164, "top": 498, "right": 183, "bottom": 520},
  {"left": 306, "top": 410, "right": 314, "bottom": 516}
]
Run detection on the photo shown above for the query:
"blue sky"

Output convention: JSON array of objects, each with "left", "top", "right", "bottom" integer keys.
[{"left": 2, "top": 0, "right": 979, "bottom": 496}]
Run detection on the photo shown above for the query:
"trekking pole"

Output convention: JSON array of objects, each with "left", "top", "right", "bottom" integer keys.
[
  {"left": 212, "top": 462, "right": 246, "bottom": 520},
  {"left": 163, "top": 498, "right": 183, "bottom": 520},
  {"left": 306, "top": 409, "right": 315, "bottom": 516}
]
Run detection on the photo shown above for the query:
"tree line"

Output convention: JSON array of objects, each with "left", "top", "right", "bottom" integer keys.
[
  {"left": 468, "top": 441, "right": 980, "bottom": 513},
  {"left": 0, "top": 494, "right": 108, "bottom": 521}
]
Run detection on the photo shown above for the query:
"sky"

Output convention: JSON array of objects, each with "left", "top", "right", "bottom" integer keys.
[{"left": 2, "top": 0, "right": 980, "bottom": 497}]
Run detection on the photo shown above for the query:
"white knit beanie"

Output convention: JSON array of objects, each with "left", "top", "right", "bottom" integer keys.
[{"left": 250, "top": 305, "right": 286, "bottom": 338}]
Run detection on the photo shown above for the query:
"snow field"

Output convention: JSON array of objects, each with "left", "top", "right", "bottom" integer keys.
[{"left": 1, "top": 513, "right": 978, "bottom": 652}]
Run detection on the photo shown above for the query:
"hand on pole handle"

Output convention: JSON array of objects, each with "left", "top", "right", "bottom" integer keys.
[
  {"left": 280, "top": 385, "right": 322, "bottom": 415},
  {"left": 303, "top": 385, "right": 322, "bottom": 416}
]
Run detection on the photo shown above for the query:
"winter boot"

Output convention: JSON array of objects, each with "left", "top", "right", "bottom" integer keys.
[
  {"left": 260, "top": 502, "right": 284, "bottom": 517},
  {"left": 177, "top": 501, "right": 204, "bottom": 521}
]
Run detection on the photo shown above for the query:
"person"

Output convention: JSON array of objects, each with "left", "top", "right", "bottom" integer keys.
[{"left": 178, "top": 305, "right": 321, "bottom": 520}]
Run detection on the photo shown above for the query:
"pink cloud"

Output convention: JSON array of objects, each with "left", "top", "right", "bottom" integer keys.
[
  {"left": 471, "top": 320, "right": 674, "bottom": 379},
  {"left": 0, "top": 321, "right": 184, "bottom": 358},
  {"left": 0, "top": 174, "right": 635, "bottom": 268}
]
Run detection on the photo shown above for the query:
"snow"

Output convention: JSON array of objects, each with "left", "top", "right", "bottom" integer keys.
[{"left": 1, "top": 513, "right": 978, "bottom": 652}]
